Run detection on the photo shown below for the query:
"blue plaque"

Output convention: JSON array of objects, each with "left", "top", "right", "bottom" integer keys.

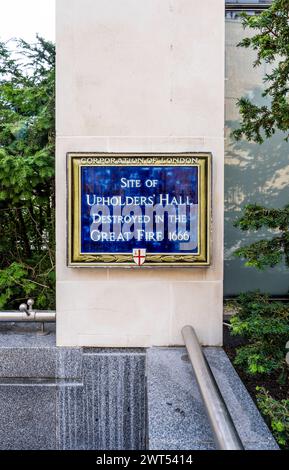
[{"left": 68, "top": 153, "right": 211, "bottom": 266}]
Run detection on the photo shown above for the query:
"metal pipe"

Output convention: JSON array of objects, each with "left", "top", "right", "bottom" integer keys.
[
  {"left": 0, "top": 311, "right": 56, "bottom": 322},
  {"left": 182, "top": 325, "right": 244, "bottom": 450}
]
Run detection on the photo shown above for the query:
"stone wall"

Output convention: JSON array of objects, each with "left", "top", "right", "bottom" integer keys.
[{"left": 56, "top": 0, "right": 225, "bottom": 347}]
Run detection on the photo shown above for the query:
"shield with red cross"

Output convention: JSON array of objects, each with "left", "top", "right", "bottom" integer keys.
[{"left": 133, "top": 248, "right": 146, "bottom": 266}]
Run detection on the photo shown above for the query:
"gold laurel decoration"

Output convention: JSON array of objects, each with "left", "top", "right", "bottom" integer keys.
[
  {"left": 81, "top": 254, "right": 131, "bottom": 263},
  {"left": 79, "top": 254, "right": 199, "bottom": 264},
  {"left": 145, "top": 255, "right": 198, "bottom": 263}
]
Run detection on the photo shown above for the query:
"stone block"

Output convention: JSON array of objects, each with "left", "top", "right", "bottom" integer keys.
[
  {"left": 147, "top": 347, "right": 279, "bottom": 450},
  {"left": 57, "top": 381, "right": 84, "bottom": 450},
  {"left": 0, "top": 379, "right": 57, "bottom": 450},
  {"left": 147, "top": 348, "right": 216, "bottom": 450},
  {"left": 82, "top": 349, "right": 146, "bottom": 450},
  {"left": 204, "top": 347, "right": 279, "bottom": 450}
]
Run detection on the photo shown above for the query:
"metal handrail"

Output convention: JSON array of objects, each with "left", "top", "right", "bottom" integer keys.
[
  {"left": 182, "top": 325, "right": 244, "bottom": 450},
  {"left": 0, "top": 310, "right": 56, "bottom": 322},
  {"left": 0, "top": 298, "right": 56, "bottom": 322}
]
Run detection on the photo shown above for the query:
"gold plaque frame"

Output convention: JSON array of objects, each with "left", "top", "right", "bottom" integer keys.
[{"left": 67, "top": 153, "right": 211, "bottom": 267}]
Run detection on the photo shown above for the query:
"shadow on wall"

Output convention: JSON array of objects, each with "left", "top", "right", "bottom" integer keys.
[{"left": 225, "top": 89, "right": 289, "bottom": 296}]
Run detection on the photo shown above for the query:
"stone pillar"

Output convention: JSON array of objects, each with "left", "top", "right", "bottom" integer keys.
[{"left": 56, "top": 0, "right": 224, "bottom": 347}]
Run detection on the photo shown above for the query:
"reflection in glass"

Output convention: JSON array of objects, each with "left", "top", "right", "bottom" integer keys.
[{"left": 224, "top": 7, "right": 288, "bottom": 295}]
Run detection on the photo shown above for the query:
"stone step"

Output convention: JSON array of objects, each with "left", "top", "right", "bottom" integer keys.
[
  {"left": 146, "top": 347, "right": 279, "bottom": 451},
  {"left": 0, "top": 377, "right": 83, "bottom": 450},
  {"left": 0, "top": 323, "right": 82, "bottom": 378},
  {"left": 0, "top": 328, "right": 146, "bottom": 450}
]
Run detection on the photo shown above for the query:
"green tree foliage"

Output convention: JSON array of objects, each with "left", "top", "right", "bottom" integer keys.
[
  {"left": 231, "top": 292, "right": 289, "bottom": 376},
  {"left": 234, "top": 204, "right": 289, "bottom": 269},
  {"left": 231, "top": 3, "right": 289, "bottom": 446},
  {"left": 0, "top": 36, "right": 55, "bottom": 309},
  {"left": 232, "top": 0, "right": 289, "bottom": 270},
  {"left": 256, "top": 387, "right": 289, "bottom": 447},
  {"left": 232, "top": 0, "right": 289, "bottom": 144}
]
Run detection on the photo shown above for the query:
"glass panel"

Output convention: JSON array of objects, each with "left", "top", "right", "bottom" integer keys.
[
  {"left": 224, "top": 12, "right": 288, "bottom": 296},
  {"left": 225, "top": 1, "right": 273, "bottom": 19}
]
